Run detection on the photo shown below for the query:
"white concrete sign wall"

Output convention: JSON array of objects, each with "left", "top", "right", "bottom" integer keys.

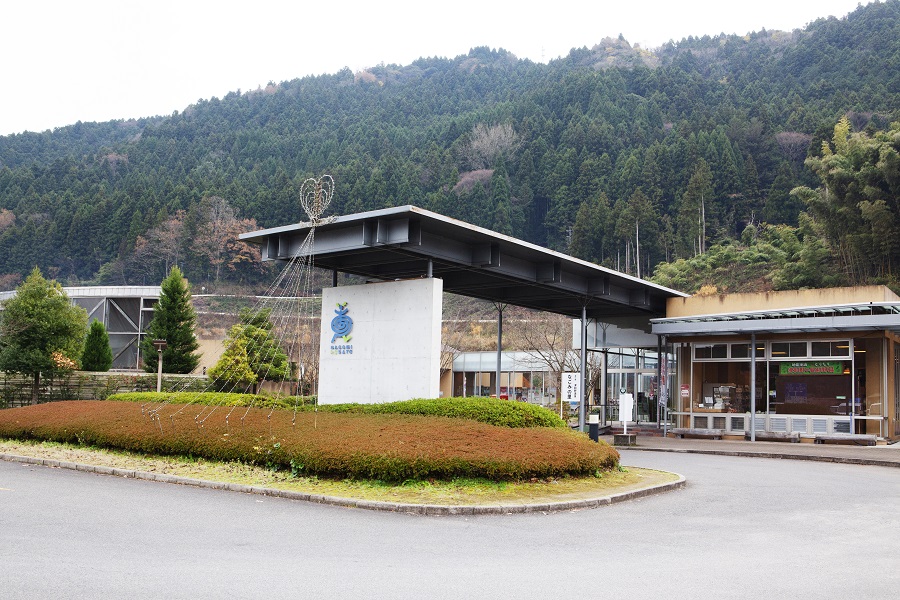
[{"left": 318, "top": 278, "right": 443, "bottom": 404}]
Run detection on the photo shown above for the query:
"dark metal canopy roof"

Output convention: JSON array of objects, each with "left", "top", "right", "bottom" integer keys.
[
  {"left": 240, "top": 206, "right": 687, "bottom": 319},
  {"left": 651, "top": 302, "right": 900, "bottom": 336}
]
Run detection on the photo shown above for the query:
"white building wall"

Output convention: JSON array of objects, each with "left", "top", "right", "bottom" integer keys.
[{"left": 318, "top": 278, "right": 443, "bottom": 404}]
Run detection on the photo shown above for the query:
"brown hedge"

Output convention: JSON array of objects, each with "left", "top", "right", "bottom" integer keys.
[{"left": 0, "top": 401, "right": 619, "bottom": 482}]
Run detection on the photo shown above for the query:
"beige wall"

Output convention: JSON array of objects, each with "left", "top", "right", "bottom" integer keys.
[
  {"left": 195, "top": 338, "right": 225, "bottom": 374},
  {"left": 667, "top": 286, "right": 900, "bottom": 318},
  {"left": 439, "top": 369, "right": 453, "bottom": 398}
]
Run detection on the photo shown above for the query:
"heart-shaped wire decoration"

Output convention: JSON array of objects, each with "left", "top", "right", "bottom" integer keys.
[{"left": 299, "top": 175, "right": 334, "bottom": 223}]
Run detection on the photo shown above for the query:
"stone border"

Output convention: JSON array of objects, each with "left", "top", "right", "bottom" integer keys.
[
  {"left": 622, "top": 446, "right": 900, "bottom": 469},
  {"left": 1, "top": 452, "right": 684, "bottom": 515}
]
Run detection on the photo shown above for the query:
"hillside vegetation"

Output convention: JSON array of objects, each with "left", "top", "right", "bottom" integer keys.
[{"left": 1, "top": 1, "right": 900, "bottom": 293}]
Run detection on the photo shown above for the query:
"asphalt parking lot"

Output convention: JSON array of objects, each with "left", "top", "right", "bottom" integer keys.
[{"left": 2, "top": 444, "right": 898, "bottom": 600}]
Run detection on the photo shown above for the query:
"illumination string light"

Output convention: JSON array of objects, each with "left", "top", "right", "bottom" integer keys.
[{"left": 146, "top": 175, "right": 333, "bottom": 432}]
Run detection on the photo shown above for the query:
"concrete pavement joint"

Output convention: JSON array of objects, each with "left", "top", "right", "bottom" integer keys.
[{"left": 0, "top": 451, "right": 684, "bottom": 515}]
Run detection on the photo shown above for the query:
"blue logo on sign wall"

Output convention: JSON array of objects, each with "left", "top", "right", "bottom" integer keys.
[{"left": 330, "top": 302, "right": 353, "bottom": 354}]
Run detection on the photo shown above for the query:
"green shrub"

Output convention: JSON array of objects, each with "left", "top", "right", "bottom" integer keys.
[
  {"left": 348, "top": 397, "right": 566, "bottom": 428},
  {"left": 108, "top": 391, "right": 315, "bottom": 410},
  {"left": 0, "top": 401, "right": 617, "bottom": 481},
  {"left": 106, "top": 393, "right": 565, "bottom": 428}
]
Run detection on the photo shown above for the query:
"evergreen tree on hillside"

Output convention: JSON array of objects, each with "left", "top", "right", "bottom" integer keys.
[
  {"left": 569, "top": 192, "right": 612, "bottom": 264},
  {"left": 0, "top": 1, "right": 899, "bottom": 293},
  {"left": 140, "top": 266, "right": 200, "bottom": 374},
  {"left": 676, "top": 160, "right": 714, "bottom": 257}
]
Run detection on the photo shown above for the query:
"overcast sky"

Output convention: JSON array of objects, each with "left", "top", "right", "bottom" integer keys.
[{"left": 1, "top": 0, "right": 874, "bottom": 136}]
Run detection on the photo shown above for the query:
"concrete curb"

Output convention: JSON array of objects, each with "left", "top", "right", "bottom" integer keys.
[
  {"left": 0, "top": 452, "right": 685, "bottom": 515},
  {"left": 621, "top": 446, "right": 900, "bottom": 468}
]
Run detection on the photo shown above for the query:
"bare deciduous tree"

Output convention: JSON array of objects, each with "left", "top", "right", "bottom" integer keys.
[
  {"left": 509, "top": 313, "right": 578, "bottom": 401},
  {"left": 130, "top": 211, "right": 186, "bottom": 281},
  {"left": 508, "top": 311, "right": 602, "bottom": 412},
  {"left": 0, "top": 209, "right": 16, "bottom": 233},
  {"left": 464, "top": 123, "right": 521, "bottom": 170},
  {"left": 192, "top": 196, "right": 263, "bottom": 286},
  {"left": 775, "top": 132, "right": 813, "bottom": 169}
]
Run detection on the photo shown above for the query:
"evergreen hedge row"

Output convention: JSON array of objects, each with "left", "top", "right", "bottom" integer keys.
[
  {"left": 0, "top": 401, "right": 617, "bottom": 481},
  {"left": 107, "top": 393, "right": 566, "bottom": 429}
]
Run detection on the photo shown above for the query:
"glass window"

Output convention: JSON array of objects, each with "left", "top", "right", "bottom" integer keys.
[
  {"left": 771, "top": 342, "right": 807, "bottom": 358},
  {"left": 811, "top": 341, "right": 851, "bottom": 357},
  {"left": 810, "top": 342, "right": 831, "bottom": 357},
  {"left": 695, "top": 344, "right": 727, "bottom": 360},
  {"left": 736, "top": 343, "right": 766, "bottom": 358},
  {"left": 731, "top": 343, "right": 749, "bottom": 358}
]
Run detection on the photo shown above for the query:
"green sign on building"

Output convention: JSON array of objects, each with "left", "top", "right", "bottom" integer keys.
[{"left": 778, "top": 361, "right": 843, "bottom": 376}]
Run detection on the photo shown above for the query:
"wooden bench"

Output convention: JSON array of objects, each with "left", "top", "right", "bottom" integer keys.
[
  {"left": 745, "top": 431, "right": 800, "bottom": 443},
  {"left": 814, "top": 433, "right": 878, "bottom": 446},
  {"left": 670, "top": 428, "right": 725, "bottom": 440}
]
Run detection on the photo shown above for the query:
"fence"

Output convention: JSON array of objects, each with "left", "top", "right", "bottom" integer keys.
[{"left": 0, "top": 371, "right": 209, "bottom": 408}]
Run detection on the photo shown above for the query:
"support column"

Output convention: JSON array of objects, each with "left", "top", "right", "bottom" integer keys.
[
  {"left": 601, "top": 351, "right": 608, "bottom": 427},
  {"left": 750, "top": 332, "right": 757, "bottom": 442},
  {"left": 656, "top": 335, "right": 663, "bottom": 427},
  {"left": 579, "top": 305, "right": 587, "bottom": 431},
  {"left": 495, "top": 303, "right": 505, "bottom": 399},
  {"left": 332, "top": 269, "right": 338, "bottom": 287},
  {"left": 850, "top": 338, "right": 856, "bottom": 433},
  {"left": 662, "top": 336, "right": 670, "bottom": 437}
]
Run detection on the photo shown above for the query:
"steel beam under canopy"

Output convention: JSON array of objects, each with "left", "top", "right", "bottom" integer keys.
[{"left": 240, "top": 206, "right": 687, "bottom": 319}]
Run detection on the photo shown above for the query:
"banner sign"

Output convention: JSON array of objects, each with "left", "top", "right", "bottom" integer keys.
[
  {"left": 562, "top": 372, "right": 580, "bottom": 403},
  {"left": 778, "top": 361, "right": 843, "bottom": 376}
]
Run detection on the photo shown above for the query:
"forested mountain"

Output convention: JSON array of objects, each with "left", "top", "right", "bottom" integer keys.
[{"left": 2, "top": 0, "right": 900, "bottom": 293}]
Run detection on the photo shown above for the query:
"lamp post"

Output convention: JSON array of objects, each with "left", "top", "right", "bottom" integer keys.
[{"left": 152, "top": 339, "right": 168, "bottom": 393}]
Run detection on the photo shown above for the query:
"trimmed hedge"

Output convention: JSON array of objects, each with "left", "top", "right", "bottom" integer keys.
[
  {"left": 0, "top": 401, "right": 618, "bottom": 481},
  {"left": 332, "top": 397, "right": 566, "bottom": 428},
  {"left": 107, "top": 393, "right": 565, "bottom": 429},
  {"left": 108, "top": 391, "right": 313, "bottom": 410}
]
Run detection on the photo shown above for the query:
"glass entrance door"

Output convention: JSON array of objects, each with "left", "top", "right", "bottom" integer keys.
[{"left": 638, "top": 372, "right": 658, "bottom": 422}]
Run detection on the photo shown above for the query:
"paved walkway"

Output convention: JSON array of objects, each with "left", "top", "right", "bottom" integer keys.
[{"left": 603, "top": 434, "right": 900, "bottom": 467}]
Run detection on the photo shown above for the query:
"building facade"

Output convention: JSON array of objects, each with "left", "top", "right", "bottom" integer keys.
[
  {"left": 652, "top": 286, "right": 900, "bottom": 441},
  {"left": 0, "top": 286, "right": 160, "bottom": 371}
]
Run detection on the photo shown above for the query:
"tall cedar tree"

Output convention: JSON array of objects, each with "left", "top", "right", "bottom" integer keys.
[
  {"left": 141, "top": 266, "right": 200, "bottom": 373},
  {"left": 0, "top": 268, "right": 88, "bottom": 403},
  {"left": 81, "top": 319, "right": 113, "bottom": 371}
]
